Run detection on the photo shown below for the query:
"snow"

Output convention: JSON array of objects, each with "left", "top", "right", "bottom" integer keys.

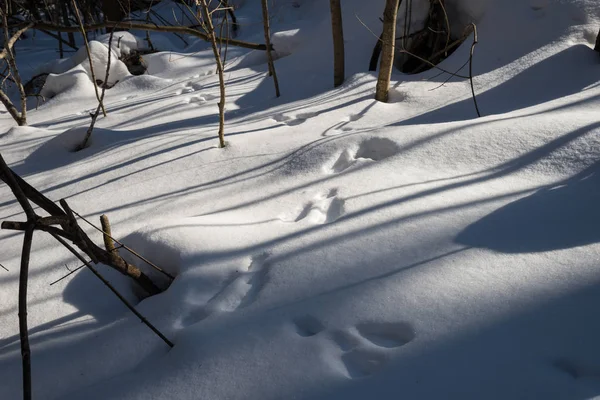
[{"left": 1, "top": 0, "right": 600, "bottom": 399}]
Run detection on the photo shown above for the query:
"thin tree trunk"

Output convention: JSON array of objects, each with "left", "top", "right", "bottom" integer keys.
[
  {"left": 71, "top": 0, "right": 106, "bottom": 117},
  {"left": 1, "top": 5, "right": 28, "bottom": 126},
  {"left": 0, "top": 154, "right": 35, "bottom": 400},
  {"left": 375, "top": 0, "right": 402, "bottom": 102},
  {"left": 199, "top": 0, "right": 226, "bottom": 148},
  {"left": 329, "top": 0, "right": 345, "bottom": 87},
  {"left": 261, "top": 0, "right": 280, "bottom": 97},
  {"left": 595, "top": 27, "right": 600, "bottom": 52},
  {"left": 18, "top": 227, "right": 33, "bottom": 400},
  {"left": 369, "top": 33, "right": 384, "bottom": 71},
  {"left": 60, "top": 0, "right": 75, "bottom": 47}
]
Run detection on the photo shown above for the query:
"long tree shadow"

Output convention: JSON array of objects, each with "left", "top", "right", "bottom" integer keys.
[
  {"left": 456, "top": 161, "right": 600, "bottom": 253},
  {"left": 395, "top": 45, "right": 600, "bottom": 125}
]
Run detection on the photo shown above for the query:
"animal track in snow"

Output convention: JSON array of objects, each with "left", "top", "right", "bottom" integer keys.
[
  {"left": 293, "top": 315, "right": 326, "bottom": 337},
  {"left": 327, "top": 137, "right": 401, "bottom": 174},
  {"left": 355, "top": 322, "right": 415, "bottom": 348},
  {"left": 182, "top": 253, "right": 271, "bottom": 326},
  {"left": 271, "top": 111, "right": 319, "bottom": 126},
  {"left": 341, "top": 349, "right": 389, "bottom": 379},
  {"left": 333, "top": 322, "right": 415, "bottom": 379},
  {"left": 203, "top": 93, "right": 220, "bottom": 101},
  {"left": 175, "top": 81, "right": 203, "bottom": 95},
  {"left": 280, "top": 189, "right": 345, "bottom": 224},
  {"left": 184, "top": 95, "right": 207, "bottom": 105},
  {"left": 289, "top": 317, "right": 415, "bottom": 379},
  {"left": 554, "top": 358, "right": 600, "bottom": 381},
  {"left": 343, "top": 113, "right": 364, "bottom": 122}
]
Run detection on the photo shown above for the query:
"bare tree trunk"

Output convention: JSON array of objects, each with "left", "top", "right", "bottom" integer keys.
[
  {"left": 18, "top": 227, "right": 33, "bottom": 400},
  {"left": 199, "top": 0, "right": 226, "bottom": 148},
  {"left": 71, "top": 0, "right": 106, "bottom": 117},
  {"left": 375, "top": 0, "right": 402, "bottom": 102},
  {"left": 329, "top": 0, "right": 345, "bottom": 87},
  {"left": 261, "top": 0, "right": 280, "bottom": 97},
  {"left": 60, "top": 0, "right": 75, "bottom": 48},
  {"left": 595, "top": 27, "right": 600, "bottom": 53}
]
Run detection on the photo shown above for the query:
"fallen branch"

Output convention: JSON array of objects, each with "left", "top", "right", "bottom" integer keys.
[
  {"left": 0, "top": 155, "right": 163, "bottom": 296},
  {"left": 72, "top": 209, "right": 175, "bottom": 280}
]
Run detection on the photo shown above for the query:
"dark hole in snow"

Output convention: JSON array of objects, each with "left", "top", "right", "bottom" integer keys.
[
  {"left": 24, "top": 73, "right": 49, "bottom": 97},
  {"left": 121, "top": 49, "right": 155, "bottom": 76}
]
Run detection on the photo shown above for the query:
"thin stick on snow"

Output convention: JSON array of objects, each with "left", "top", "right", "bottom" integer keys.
[
  {"left": 49, "top": 244, "right": 124, "bottom": 286},
  {"left": 468, "top": 23, "right": 481, "bottom": 117},
  {"left": 50, "top": 233, "right": 175, "bottom": 348},
  {"left": 71, "top": 0, "right": 106, "bottom": 117},
  {"left": 0, "top": 262, "right": 8, "bottom": 272},
  {"left": 49, "top": 262, "right": 87, "bottom": 285},
  {"left": 70, "top": 209, "right": 175, "bottom": 280}
]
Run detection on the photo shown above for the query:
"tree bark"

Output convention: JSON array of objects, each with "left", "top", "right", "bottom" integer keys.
[
  {"left": 595, "top": 27, "right": 600, "bottom": 53},
  {"left": 261, "top": 0, "right": 280, "bottom": 97},
  {"left": 375, "top": 0, "right": 402, "bottom": 102},
  {"left": 329, "top": 0, "right": 345, "bottom": 87}
]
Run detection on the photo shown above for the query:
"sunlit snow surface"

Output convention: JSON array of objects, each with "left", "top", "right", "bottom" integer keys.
[{"left": 1, "top": 0, "right": 600, "bottom": 399}]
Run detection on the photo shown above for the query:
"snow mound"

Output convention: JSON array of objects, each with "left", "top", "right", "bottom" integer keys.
[
  {"left": 71, "top": 40, "right": 131, "bottom": 86},
  {"left": 38, "top": 35, "right": 142, "bottom": 99},
  {"left": 40, "top": 64, "right": 97, "bottom": 103},
  {"left": 95, "top": 31, "right": 143, "bottom": 58},
  {"left": 271, "top": 29, "right": 304, "bottom": 58}
]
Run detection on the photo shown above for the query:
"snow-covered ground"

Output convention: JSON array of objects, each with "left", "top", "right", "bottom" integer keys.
[{"left": 1, "top": 0, "right": 600, "bottom": 398}]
